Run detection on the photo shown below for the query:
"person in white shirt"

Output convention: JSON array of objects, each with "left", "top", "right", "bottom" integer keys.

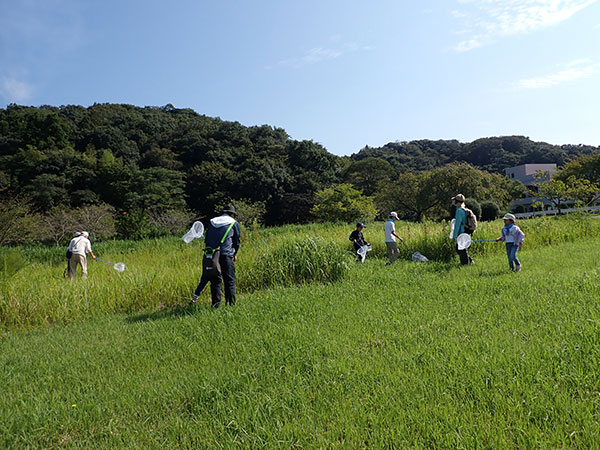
[
  {"left": 384, "top": 212, "right": 404, "bottom": 266},
  {"left": 67, "top": 231, "right": 96, "bottom": 279}
]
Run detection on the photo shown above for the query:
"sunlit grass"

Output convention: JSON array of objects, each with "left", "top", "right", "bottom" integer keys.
[
  {"left": 1, "top": 232, "right": 600, "bottom": 447},
  {"left": 2, "top": 215, "right": 600, "bottom": 332}
]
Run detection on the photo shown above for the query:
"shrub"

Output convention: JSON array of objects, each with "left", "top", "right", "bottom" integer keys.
[
  {"left": 39, "top": 204, "right": 116, "bottom": 246},
  {"left": 480, "top": 201, "right": 500, "bottom": 221},
  {"left": 116, "top": 209, "right": 152, "bottom": 240},
  {"left": 311, "top": 184, "right": 377, "bottom": 223},
  {"left": 216, "top": 199, "right": 266, "bottom": 225}
]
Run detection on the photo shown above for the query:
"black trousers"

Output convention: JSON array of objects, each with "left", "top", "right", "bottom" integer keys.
[
  {"left": 194, "top": 255, "right": 237, "bottom": 307},
  {"left": 211, "top": 255, "right": 236, "bottom": 307},
  {"left": 456, "top": 244, "right": 472, "bottom": 265}
]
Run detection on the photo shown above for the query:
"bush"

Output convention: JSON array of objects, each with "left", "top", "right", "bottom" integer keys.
[
  {"left": 116, "top": 209, "right": 152, "bottom": 240},
  {"left": 39, "top": 204, "right": 116, "bottom": 246},
  {"left": 311, "top": 184, "right": 377, "bottom": 223},
  {"left": 480, "top": 201, "right": 500, "bottom": 221}
]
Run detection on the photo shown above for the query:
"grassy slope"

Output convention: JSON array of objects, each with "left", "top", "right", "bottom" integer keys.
[{"left": 2, "top": 238, "right": 600, "bottom": 448}]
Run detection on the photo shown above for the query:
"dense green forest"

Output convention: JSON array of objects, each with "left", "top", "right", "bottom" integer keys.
[
  {"left": 351, "top": 138, "right": 599, "bottom": 174},
  {"left": 0, "top": 104, "right": 340, "bottom": 225},
  {"left": 1, "top": 103, "right": 597, "bottom": 235}
]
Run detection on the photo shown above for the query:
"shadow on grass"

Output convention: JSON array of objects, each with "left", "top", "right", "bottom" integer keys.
[{"left": 126, "top": 302, "right": 209, "bottom": 324}]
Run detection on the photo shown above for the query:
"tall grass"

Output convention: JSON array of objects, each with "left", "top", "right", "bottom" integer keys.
[
  {"left": 244, "top": 237, "right": 347, "bottom": 290},
  {"left": 2, "top": 238, "right": 600, "bottom": 447},
  {"left": 2, "top": 215, "right": 599, "bottom": 332}
]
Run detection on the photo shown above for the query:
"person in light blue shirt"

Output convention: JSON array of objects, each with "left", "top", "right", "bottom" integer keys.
[{"left": 450, "top": 194, "right": 473, "bottom": 265}]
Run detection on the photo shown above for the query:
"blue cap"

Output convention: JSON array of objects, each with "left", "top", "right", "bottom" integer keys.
[{"left": 357, "top": 222, "right": 365, "bottom": 228}]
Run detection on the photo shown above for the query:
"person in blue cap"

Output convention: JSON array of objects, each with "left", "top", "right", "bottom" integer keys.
[{"left": 349, "top": 222, "right": 369, "bottom": 261}]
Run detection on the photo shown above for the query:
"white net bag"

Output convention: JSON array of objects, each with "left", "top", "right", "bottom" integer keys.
[{"left": 182, "top": 221, "right": 205, "bottom": 244}]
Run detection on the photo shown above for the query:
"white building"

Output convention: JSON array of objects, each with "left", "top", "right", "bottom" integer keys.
[
  {"left": 504, "top": 164, "right": 557, "bottom": 186},
  {"left": 505, "top": 164, "right": 558, "bottom": 213}
]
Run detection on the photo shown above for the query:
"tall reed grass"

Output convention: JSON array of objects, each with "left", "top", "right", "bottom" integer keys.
[{"left": 2, "top": 214, "right": 599, "bottom": 332}]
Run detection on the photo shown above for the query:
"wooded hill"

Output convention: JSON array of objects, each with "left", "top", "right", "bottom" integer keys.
[
  {"left": 0, "top": 104, "right": 339, "bottom": 225},
  {"left": 351, "top": 137, "right": 598, "bottom": 174},
  {"left": 1, "top": 103, "right": 597, "bottom": 225}
]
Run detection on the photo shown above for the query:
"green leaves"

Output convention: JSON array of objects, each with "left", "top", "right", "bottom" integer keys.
[{"left": 311, "top": 184, "right": 377, "bottom": 223}]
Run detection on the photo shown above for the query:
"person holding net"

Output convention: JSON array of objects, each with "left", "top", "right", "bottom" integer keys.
[
  {"left": 349, "top": 222, "right": 370, "bottom": 262},
  {"left": 495, "top": 213, "right": 525, "bottom": 272},
  {"left": 66, "top": 231, "right": 96, "bottom": 279},
  {"left": 191, "top": 205, "right": 241, "bottom": 307}
]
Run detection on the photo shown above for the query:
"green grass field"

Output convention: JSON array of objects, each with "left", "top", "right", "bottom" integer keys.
[{"left": 2, "top": 217, "right": 600, "bottom": 448}]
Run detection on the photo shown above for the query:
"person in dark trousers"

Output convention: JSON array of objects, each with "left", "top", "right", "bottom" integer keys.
[
  {"left": 191, "top": 205, "right": 241, "bottom": 307},
  {"left": 349, "top": 222, "right": 369, "bottom": 261},
  {"left": 450, "top": 194, "right": 473, "bottom": 265}
]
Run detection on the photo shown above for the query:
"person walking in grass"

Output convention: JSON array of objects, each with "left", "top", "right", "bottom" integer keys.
[
  {"left": 67, "top": 231, "right": 96, "bottom": 279},
  {"left": 384, "top": 212, "right": 404, "bottom": 266},
  {"left": 191, "top": 205, "right": 241, "bottom": 308},
  {"left": 450, "top": 194, "right": 474, "bottom": 265},
  {"left": 349, "top": 222, "right": 370, "bottom": 262},
  {"left": 496, "top": 213, "right": 525, "bottom": 272}
]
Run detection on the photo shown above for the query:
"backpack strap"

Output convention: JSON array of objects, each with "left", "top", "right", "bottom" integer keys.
[
  {"left": 220, "top": 221, "right": 236, "bottom": 245},
  {"left": 203, "top": 221, "right": 236, "bottom": 257}
]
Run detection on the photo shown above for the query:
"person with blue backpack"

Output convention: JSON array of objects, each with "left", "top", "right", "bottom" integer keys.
[{"left": 191, "top": 205, "right": 241, "bottom": 307}]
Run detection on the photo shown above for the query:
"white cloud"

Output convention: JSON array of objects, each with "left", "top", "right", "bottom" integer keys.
[
  {"left": 274, "top": 43, "right": 372, "bottom": 69},
  {"left": 453, "top": 0, "right": 598, "bottom": 51},
  {"left": 1, "top": 77, "right": 34, "bottom": 103},
  {"left": 515, "top": 59, "right": 599, "bottom": 89}
]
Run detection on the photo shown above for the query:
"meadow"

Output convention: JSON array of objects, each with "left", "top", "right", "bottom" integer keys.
[
  {"left": 2, "top": 215, "right": 599, "bottom": 332},
  {"left": 1, "top": 216, "right": 600, "bottom": 448}
]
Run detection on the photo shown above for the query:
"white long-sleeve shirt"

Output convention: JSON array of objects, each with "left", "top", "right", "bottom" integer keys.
[{"left": 68, "top": 236, "right": 92, "bottom": 256}]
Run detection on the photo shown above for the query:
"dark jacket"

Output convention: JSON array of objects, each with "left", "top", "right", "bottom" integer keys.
[
  {"left": 204, "top": 214, "right": 241, "bottom": 257},
  {"left": 349, "top": 230, "right": 367, "bottom": 247}
]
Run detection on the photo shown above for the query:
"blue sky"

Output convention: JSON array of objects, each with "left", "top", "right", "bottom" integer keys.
[{"left": 1, "top": 0, "right": 599, "bottom": 155}]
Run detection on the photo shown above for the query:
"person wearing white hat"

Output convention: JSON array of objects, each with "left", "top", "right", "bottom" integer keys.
[
  {"left": 495, "top": 213, "right": 525, "bottom": 272},
  {"left": 384, "top": 212, "right": 404, "bottom": 265},
  {"left": 66, "top": 231, "right": 96, "bottom": 279}
]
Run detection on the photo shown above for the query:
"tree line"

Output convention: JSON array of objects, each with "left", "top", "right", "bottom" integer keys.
[
  {"left": 1, "top": 103, "right": 598, "bottom": 244},
  {"left": 351, "top": 137, "right": 598, "bottom": 174}
]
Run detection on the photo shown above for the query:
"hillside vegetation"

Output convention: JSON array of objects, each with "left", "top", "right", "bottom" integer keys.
[
  {"left": 352, "top": 137, "right": 598, "bottom": 174},
  {"left": 2, "top": 104, "right": 597, "bottom": 229}
]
